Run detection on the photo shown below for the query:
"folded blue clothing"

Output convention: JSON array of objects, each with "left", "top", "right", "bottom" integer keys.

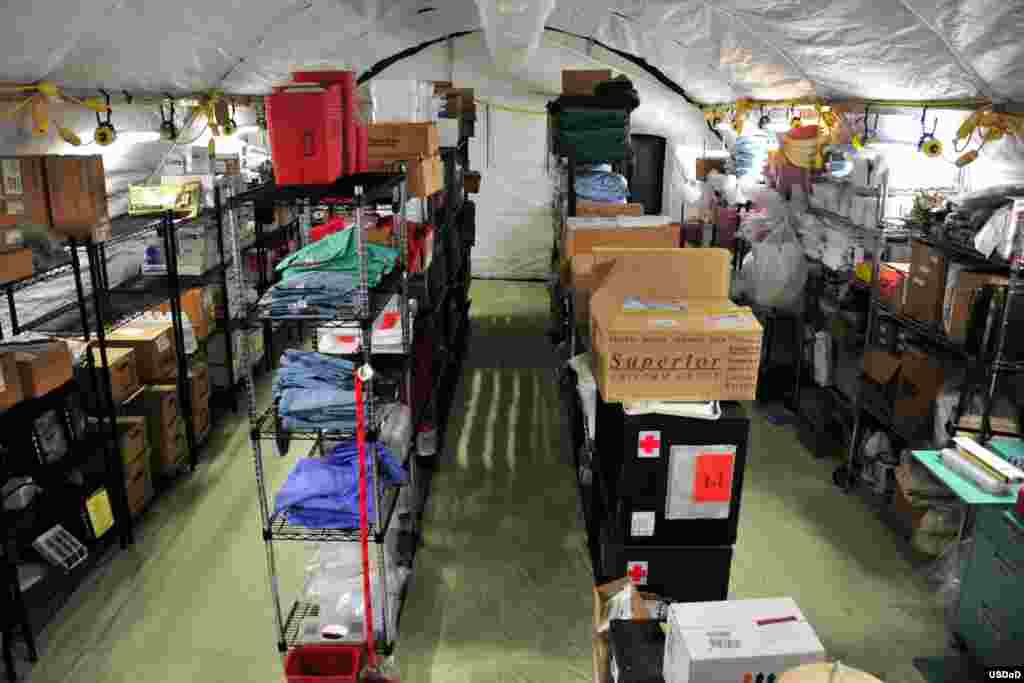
[
  {"left": 280, "top": 415, "right": 356, "bottom": 433},
  {"left": 278, "top": 386, "right": 357, "bottom": 417},
  {"left": 274, "top": 441, "right": 408, "bottom": 529},
  {"left": 575, "top": 170, "right": 629, "bottom": 203},
  {"left": 272, "top": 351, "right": 355, "bottom": 397}
]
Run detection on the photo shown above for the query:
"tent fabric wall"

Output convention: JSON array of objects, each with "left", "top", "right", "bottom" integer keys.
[{"left": 1, "top": 2, "right": 1022, "bottom": 104}]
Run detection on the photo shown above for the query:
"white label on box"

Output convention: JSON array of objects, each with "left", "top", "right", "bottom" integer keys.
[
  {"left": 118, "top": 327, "right": 146, "bottom": 337},
  {"left": 155, "top": 334, "right": 170, "bottom": 354},
  {"left": 2, "top": 159, "right": 23, "bottom": 195},
  {"left": 5, "top": 199, "right": 24, "bottom": 215},
  {"left": 626, "top": 561, "right": 648, "bottom": 585},
  {"left": 706, "top": 630, "right": 743, "bottom": 651},
  {"left": 706, "top": 314, "right": 743, "bottom": 329},
  {"left": 630, "top": 511, "right": 656, "bottom": 537},
  {"left": 637, "top": 431, "right": 661, "bottom": 458},
  {"left": 623, "top": 297, "right": 686, "bottom": 313},
  {"left": 651, "top": 319, "right": 679, "bottom": 329},
  {"left": 0, "top": 364, "right": 5, "bottom": 391}
]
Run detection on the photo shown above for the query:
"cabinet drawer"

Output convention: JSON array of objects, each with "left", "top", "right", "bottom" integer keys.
[{"left": 976, "top": 506, "right": 1024, "bottom": 567}]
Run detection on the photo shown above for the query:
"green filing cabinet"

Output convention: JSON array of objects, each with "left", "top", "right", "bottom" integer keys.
[{"left": 957, "top": 505, "right": 1023, "bottom": 666}]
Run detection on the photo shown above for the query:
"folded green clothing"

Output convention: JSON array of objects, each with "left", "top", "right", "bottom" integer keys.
[
  {"left": 557, "top": 128, "right": 630, "bottom": 163},
  {"left": 555, "top": 109, "right": 630, "bottom": 132},
  {"left": 277, "top": 228, "right": 399, "bottom": 286}
]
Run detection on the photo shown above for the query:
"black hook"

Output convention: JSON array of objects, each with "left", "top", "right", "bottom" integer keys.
[
  {"left": 96, "top": 89, "right": 113, "bottom": 126},
  {"left": 122, "top": 90, "right": 133, "bottom": 105}
]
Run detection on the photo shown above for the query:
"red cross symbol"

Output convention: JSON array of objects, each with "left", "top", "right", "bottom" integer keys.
[
  {"left": 627, "top": 561, "right": 648, "bottom": 585},
  {"left": 638, "top": 431, "right": 661, "bottom": 458}
]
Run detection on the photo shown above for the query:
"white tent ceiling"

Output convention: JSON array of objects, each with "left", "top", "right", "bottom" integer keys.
[{"left": 2, "top": 1, "right": 1023, "bottom": 105}]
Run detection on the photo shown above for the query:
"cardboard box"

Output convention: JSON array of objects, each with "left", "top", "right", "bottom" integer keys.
[
  {"left": 158, "top": 288, "right": 211, "bottom": 340},
  {"left": 590, "top": 248, "right": 763, "bottom": 402},
  {"left": 0, "top": 352, "right": 24, "bottom": 410},
  {"left": 0, "top": 247, "right": 33, "bottom": 284},
  {"left": 563, "top": 69, "right": 613, "bottom": 96},
  {"left": 126, "top": 459, "right": 150, "bottom": 517},
  {"left": 903, "top": 240, "right": 946, "bottom": 324},
  {"left": 369, "top": 155, "right": 443, "bottom": 198},
  {"left": 14, "top": 340, "right": 73, "bottom": 398},
  {"left": 116, "top": 416, "right": 148, "bottom": 464},
  {"left": 576, "top": 200, "right": 645, "bottom": 218},
  {"left": 367, "top": 123, "right": 439, "bottom": 160},
  {"left": 943, "top": 270, "right": 1008, "bottom": 343},
  {"left": 90, "top": 347, "right": 140, "bottom": 405},
  {"left": 106, "top": 322, "right": 177, "bottom": 383},
  {"left": 0, "top": 156, "right": 51, "bottom": 227},
  {"left": 863, "top": 348, "right": 945, "bottom": 422},
  {"left": 877, "top": 262, "right": 910, "bottom": 312},
  {"left": 664, "top": 598, "right": 826, "bottom": 683},
  {"left": 43, "top": 155, "right": 110, "bottom": 241},
  {"left": 142, "top": 220, "right": 219, "bottom": 276},
  {"left": 696, "top": 157, "right": 727, "bottom": 180},
  {"left": 563, "top": 220, "right": 681, "bottom": 265},
  {"left": 0, "top": 227, "right": 24, "bottom": 251}
]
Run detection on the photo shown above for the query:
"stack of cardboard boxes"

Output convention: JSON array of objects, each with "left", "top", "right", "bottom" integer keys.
[
  {"left": 1, "top": 155, "right": 112, "bottom": 284},
  {"left": 116, "top": 416, "right": 152, "bottom": 518},
  {"left": 367, "top": 122, "right": 443, "bottom": 198}
]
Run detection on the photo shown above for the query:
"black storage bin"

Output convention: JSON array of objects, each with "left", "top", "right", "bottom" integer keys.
[
  {"left": 609, "top": 620, "right": 665, "bottom": 683},
  {"left": 599, "top": 528, "right": 732, "bottom": 603},
  {"left": 594, "top": 396, "right": 750, "bottom": 547}
]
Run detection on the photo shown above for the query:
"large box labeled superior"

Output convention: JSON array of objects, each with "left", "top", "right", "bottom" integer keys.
[
  {"left": 595, "top": 398, "right": 750, "bottom": 547},
  {"left": 663, "top": 598, "right": 826, "bottom": 683},
  {"left": 590, "top": 248, "right": 762, "bottom": 402}
]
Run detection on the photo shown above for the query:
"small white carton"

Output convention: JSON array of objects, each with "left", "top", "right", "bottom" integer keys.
[{"left": 664, "top": 598, "right": 826, "bottom": 683}]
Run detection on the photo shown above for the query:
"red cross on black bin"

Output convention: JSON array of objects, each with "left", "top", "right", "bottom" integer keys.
[
  {"left": 627, "top": 561, "right": 648, "bottom": 585},
  {"left": 638, "top": 431, "right": 661, "bottom": 458}
]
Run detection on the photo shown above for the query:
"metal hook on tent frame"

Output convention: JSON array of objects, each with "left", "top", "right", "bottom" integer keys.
[{"left": 159, "top": 94, "right": 178, "bottom": 141}]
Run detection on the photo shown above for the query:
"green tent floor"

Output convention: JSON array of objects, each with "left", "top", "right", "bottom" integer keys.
[{"left": 18, "top": 281, "right": 953, "bottom": 682}]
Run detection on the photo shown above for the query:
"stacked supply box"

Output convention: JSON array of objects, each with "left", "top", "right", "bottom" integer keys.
[
  {"left": 367, "top": 122, "right": 442, "bottom": 198},
  {"left": 190, "top": 359, "right": 211, "bottom": 442},
  {"left": 116, "top": 416, "right": 152, "bottom": 518},
  {"left": 588, "top": 249, "right": 761, "bottom": 604},
  {"left": 126, "top": 384, "right": 187, "bottom": 477}
]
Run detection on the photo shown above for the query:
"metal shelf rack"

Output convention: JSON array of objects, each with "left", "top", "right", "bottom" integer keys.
[{"left": 226, "top": 171, "right": 413, "bottom": 655}]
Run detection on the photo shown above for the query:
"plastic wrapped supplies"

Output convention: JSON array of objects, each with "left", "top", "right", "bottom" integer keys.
[
  {"left": 574, "top": 168, "right": 629, "bottom": 204},
  {"left": 735, "top": 203, "right": 808, "bottom": 312}
]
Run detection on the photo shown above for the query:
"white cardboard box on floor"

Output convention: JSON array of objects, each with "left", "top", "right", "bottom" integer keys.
[{"left": 663, "top": 598, "right": 826, "bottom": 683}]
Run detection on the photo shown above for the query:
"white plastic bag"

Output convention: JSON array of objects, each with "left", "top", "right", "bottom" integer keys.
[{"left": 738, "top": 210, "right": 808, "bottom": 311}]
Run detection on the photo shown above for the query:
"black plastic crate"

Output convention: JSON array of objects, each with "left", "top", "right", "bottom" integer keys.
[{"left": 594, "top": 397, "right": 750, "bottom": 547}]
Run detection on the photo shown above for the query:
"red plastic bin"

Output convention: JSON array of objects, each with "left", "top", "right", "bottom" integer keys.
[
  {"left": 284, "top": 645, "right": 362, "bottom": 683},
  {"left": 266, "top": 83, "right": 345, "bottom": 186}
]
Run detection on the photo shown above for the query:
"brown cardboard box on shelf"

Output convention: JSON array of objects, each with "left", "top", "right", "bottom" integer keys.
[
  {"left": 14, "top": 340, "right": 73, "bottom": 399},
  {"left": 943, "top": 270, "right": 1008, "bottom": 343},
  {"left": 436, "top": 87, "right": 476, "bottom": 118},
  {"left": 368, "top": 155, "right": 443, "bottom": 198},
  {"left": 116, "top": 416, "right": 148, "bottom": 464},
  {"left": 562, "top": 219, "right": 680, "bottom": 265},
  {"left": 576, "top": 200, "right": 645, "bottom": 218},
  {"left": 592, "top": 578, "right": 656, "bottom": 683},
  {"left": 90, "top": 347, "right": 140, "bottom": 405},
  {"left": 863, "top": 348, "right": 945, "bottom": 421},
  {"left": 563, "top": 69, "right": 613, "bottom": 96},
  {"left": 126, "top": 461, "right": 149, "bottom": 518},
  {"left": 0, "top": 156, "right": 51, "bottom": 227},
  {"left": 0, "top": 352, "right": 24, "bottom": 410},
  {"left": 106, "top": 322, "right": 177, "bottom": 382},
  {"left": 903, "top": 240, "right": 946, "bottom": 324},
  {"left": 589, "top": 248, "right": 763, "bottom": 402},
  {"left": 0, "top": 247, "right": 33, "bottom": 284},
  {"left": 43, "top": 155, "right": 111, "bottom": 241},
  {"left": 157, "top": 287, "right": 211, "bottom": 340},
  {"left": 367, "top": 123, "right": 439, "bottom": 160}
]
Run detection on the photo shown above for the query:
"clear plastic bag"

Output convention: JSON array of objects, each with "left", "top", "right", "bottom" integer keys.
[{"left": 737, "top": 210, "right": 808, "bottom": 311}]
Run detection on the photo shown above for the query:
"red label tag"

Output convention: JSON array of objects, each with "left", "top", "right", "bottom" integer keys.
[
  {"left": 335, "top": 335, "right": 356, "bottom": 345},
  {"left": 693, "top": 453, "right": 734, "bottom": 503},
  {"left": 379, "top": 312, "right": 400, "bottom": 330}
]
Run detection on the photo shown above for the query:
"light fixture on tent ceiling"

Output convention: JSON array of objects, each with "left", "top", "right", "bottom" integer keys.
[
  {"left": 917, "top": 108, "right": 942, "bottom": 158},
  {"left": 159, "top": 96, "right": 178, "bottom": 141},
  {"left": 93, "top": 90, "right": 116, "bottom": 146},
  {"left": 221, "top": 101, "right": 238, "bottom": 136},
  {"left": 758, "top": 105, "right": 770, "bottom": 130},
  {"left": 790, "top": 107, "right": 802, "bottom": 129},
  {"left": 0, "top": 80, "right": 110, "bottom": 145},
  {"left": 851, "top": 105, "right": 879, "bottom": 150}
]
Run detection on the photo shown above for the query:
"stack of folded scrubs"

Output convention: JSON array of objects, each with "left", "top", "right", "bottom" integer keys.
[
  {"left": 256, "top": 270, "right": 361, "bottom": 319},
  {"left": 273, "top": 441, "right": 407, "bottom": 529},
  {"left": 273, "top": 350, "right": 359, "bottom": 433}
]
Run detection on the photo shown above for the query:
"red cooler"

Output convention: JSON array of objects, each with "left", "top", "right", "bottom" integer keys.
[{"left": 266, "top": 83, "right": 344, "bottom": 185}]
